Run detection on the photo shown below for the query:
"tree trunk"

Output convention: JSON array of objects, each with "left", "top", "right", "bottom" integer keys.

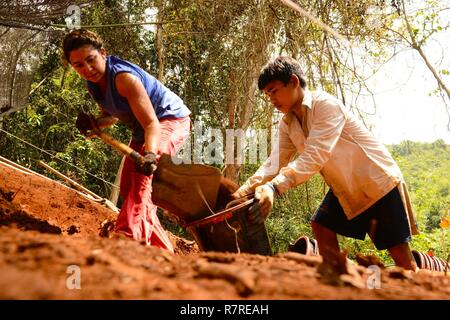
[
  {"left": 8, "top": 31, "right": 39, "bottom": 109},
  {"left": 224, "top": 2, "right": 277, "bottom": 183},
  {"left": 156, "top": 3, "right": 166, "bottom": 83},
  {"left": 223, "top": 71, "right": 240, "bottom": 182},
  {"left": 109, "top": 154, "right": 125, "bottom": 206}
]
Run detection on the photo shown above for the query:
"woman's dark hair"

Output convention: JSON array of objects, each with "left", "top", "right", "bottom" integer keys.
[
  {"left": 258, "top": 56, "right": 307, "bottom": 90},
  {"left": 62, "top": 29, "right": 103, "bottom": 62}
]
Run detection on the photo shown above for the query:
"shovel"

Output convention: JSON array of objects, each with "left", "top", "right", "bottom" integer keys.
[{"left": 89, "top": 128, "right": 222, "bottom": 223}]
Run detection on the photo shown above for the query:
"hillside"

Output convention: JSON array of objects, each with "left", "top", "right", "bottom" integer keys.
[{"left": 1, "top": 158, "right": 449, "bottom": 301}]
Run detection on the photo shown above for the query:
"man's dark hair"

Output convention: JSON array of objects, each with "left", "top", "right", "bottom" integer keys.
[
  {"left": 258, "top": 56, "right": 307, "bottom": 90},
  {"left": 62, "top": 29, "right": 104, "bottom": 63}
]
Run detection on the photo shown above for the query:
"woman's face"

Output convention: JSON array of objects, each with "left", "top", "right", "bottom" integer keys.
[{"left": 69, "top": 45, "right": 107, "bottom": 83}]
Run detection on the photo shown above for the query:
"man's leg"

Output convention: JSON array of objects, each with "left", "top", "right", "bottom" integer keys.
[
  {"left": 388, "top": 242, "right": 418, "bottom": 271},
  {"left": 311, "top": 189, "right": 347, "bottom": 266},
  {"left": 366, "top": 187, "right": 418, "bottom": 271},
  {"left": 311, "top": 221, "right": 350, "bottom": 274},
  {"left": 311, "top": 190, "right": 369, "bottom": 275},
  {"left": 311, "top": 221, "right": 340, "bottom": 261}
]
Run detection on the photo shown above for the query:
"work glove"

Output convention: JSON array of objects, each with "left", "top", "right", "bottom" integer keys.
[
  {"left": 76, "top": 111, "right": 98, "bottom": 136},
  {"left": 248, "top": 182, "right": 277, "bottom": 224},
  {"left": 135, "top": 151, "right": 158, "bottom": 176}
]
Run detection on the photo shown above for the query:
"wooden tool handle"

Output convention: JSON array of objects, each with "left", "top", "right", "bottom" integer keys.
[
  {"left": 94, "top": 129, "right": 144, "bottom": 164},
  {"left": 38, "top": 160, "right": 101, "bottom": 200}
]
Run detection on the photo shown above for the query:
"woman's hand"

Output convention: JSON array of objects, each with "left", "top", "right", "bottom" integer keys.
[
  {"left": 75, "top": 111, "right": 98, "bottom": 136},
  {"left": 135, "top": 151, "right": 158, "bottom": 176}
]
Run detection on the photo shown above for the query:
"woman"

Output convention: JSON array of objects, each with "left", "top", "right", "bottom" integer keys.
[{"left": 63, "top": 29, "right": 191, "bottom": 253}]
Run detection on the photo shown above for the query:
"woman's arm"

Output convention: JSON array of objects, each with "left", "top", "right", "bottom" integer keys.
[
  {"left": 114, "top": 72, "right": 160, "bottom": 154},
  {"left": 95, "top": 114, "right": 119, "bottom": 129}
]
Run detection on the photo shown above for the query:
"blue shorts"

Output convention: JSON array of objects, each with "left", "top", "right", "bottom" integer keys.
[{"left": 311, "top": 187, "right": 412, "bottom": 250}]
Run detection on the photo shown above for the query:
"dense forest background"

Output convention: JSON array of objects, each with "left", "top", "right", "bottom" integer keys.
[{"left": 0, "top": 0, "right": 448, "bottom": 264}]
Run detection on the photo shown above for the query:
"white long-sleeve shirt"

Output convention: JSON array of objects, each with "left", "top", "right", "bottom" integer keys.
[{"left": 239, "top": 89, "right": 418, "bottom": 234}]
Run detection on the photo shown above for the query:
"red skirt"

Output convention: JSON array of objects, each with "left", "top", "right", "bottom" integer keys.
[{"left": 115, "top": 116, "right": 191, "bottom": 253}]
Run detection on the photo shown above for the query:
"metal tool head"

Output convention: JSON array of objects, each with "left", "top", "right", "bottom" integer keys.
[{"left": 152, "top": 154, "right": 222, "bottom": 223}]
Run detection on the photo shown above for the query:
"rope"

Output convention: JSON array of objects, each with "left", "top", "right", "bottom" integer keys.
[
  {"left": 194, "top": 181, "right": 215, "bottom": 215},
  {"left": 225, "top": 217, "right": 241, "bottom": 254},
  {"left": 0, "top": 128, "right": 118, "bottom": 189},
  {"left": 49, "top": 19, "right": 188, "bottom": 29},
  {"left": 0, "top": 19, "right": 188, "bottom": 32}
]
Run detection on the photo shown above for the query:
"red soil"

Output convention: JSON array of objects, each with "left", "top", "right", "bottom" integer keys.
[{"left": 0, "top": 160, "right": 449, "bottom": 300}]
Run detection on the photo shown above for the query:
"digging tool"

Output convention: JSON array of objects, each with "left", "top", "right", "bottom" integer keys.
[
  {"left": 91, "top": 126, "right": 147, "bottom": 167},
  {"left": 81, "top": 121, "right": 271, "bottom": 255},
  {"left": 37, "top": 160, "right": 119, "bottom": 213},
  {"left": 85, "top": 125, "right": 222, "bottom": 222},
  {"left": 75, "top": 112, "right": 147, "bottom": 166}
]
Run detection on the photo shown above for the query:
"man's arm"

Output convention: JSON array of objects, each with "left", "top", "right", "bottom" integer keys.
[
  {"left": 235, "top": 118, "right": 296, "bottom": 197},
  {"left": 271, "top": 98, "right": 346, "bottom": 194}
]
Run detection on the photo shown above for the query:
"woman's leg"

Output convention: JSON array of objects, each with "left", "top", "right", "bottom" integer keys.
[
  {"left": 115, "top": 117, "right": 191, "bottom": 252},
  {"left": 143, "top": 117, "right": 191, "bottom": 251}
]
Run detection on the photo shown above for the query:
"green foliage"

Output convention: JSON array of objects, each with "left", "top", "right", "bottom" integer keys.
[
  {"left": 410, "top": 230, "right": 449, "bottom": 260},
  {"left": 81, "top": 0, "right": 158, "bottom": 70},
  {"left": 386, "top": 140, "right": 450, "bottom": 262},
  {"left": 388, "top": 140, "right": 450, "bottom": 233},
  {"left": 267, "top": 175, "right": 326, "bottom": 253}
]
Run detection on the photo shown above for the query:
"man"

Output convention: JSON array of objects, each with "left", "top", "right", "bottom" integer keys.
[{"left": 233, "top": 56, "right": 419, "bottom": 271}]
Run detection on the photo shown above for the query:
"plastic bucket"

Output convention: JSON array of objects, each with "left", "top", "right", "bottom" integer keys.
[{"left": 412, "top": 250, "right": 449, "bottom": 272}]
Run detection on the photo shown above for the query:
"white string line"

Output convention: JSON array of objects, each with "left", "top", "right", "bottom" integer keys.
[
  {"left": 0, "top": 127, "right": 118, "bottom": 189},
  {"left": 0, "top": 19, "right": 187, "bottom": 32},
  {"left": 50, "top": 20, "right": 188, "bottom": 29}
]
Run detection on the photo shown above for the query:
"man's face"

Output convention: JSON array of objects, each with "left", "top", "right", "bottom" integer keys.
[
  {"left": 69, "top": 45, "right": 107, "bottom": 83},
  {"left": 262, "top": 77, "right": 299, "bottom": 114}
]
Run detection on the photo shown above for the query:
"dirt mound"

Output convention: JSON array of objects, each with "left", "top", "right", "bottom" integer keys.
[
  {"left": 0, "top": 159, "right": 449, "bottom": 300},
  {"left": 0, "top": 160, "right": 117, "bottom": 237}
]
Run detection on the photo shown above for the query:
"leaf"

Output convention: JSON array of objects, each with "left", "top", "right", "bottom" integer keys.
[{"left": 440, "top": 217, "right": 450, "bottom": 228}]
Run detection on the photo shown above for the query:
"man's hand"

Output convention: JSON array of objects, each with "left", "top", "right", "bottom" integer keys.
[
  {"left": 231, "top": 188, "right": 250, "bottom": 200},
  {"left": 76, "top": 111, "right": 98, "bottom": 136},
  {"left": 135, "top": 151, "right": 157, "bottom": 176},
  {"left": 248, "top": 183, "right": 277, "bottom": 223}
]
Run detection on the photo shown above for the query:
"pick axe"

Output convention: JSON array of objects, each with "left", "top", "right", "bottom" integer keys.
[
  {"left": 75, "top": 112, "right": 222, "bottom": 221},
  {"left": 76, "top": 112, "right": 147, "bottom": 168}
]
